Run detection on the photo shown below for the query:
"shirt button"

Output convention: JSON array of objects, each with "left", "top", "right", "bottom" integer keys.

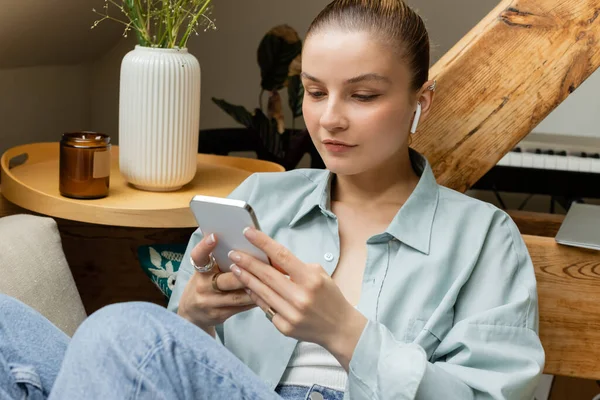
[
  {"left": 324, "top": 252, "right": 334, "bottom": 262},
  {"left": 310, "top": 393, "right": 324, "bottom": 400}
]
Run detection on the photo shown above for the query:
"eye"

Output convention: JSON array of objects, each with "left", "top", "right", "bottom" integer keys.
[
  {"left": 353, "top": 94, "right": 380, "bottom": 102},
  {"left": 307, "top": 91, "right": 326, "bottom": 99}
]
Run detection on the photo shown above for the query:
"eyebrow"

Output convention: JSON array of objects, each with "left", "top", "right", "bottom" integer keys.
[{"left": 301, "top": 72, "right": 391, "bottom": 85}]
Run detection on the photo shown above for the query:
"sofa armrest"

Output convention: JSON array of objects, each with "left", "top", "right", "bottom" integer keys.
[{"left": 0, "top": 214, "right": 87, "bottom": 336}]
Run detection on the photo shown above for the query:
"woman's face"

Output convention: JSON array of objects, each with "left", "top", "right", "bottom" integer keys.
[{"left": 301, "top": 29, "right": 429, "bottom": 176}]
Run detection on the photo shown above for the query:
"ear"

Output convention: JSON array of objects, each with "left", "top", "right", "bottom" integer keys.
[{"left": 417, "top": 79, "right": 436, "bottom": 120}]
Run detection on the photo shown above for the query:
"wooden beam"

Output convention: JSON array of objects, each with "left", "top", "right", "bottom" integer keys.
[
  {"left": 525, "top": 235, "right": 600, "bottom": 379},
  {"left": 417, "top": 0, "right": 600, "bottom": 192}
]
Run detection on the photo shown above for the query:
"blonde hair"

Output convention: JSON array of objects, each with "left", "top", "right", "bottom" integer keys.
[{"left": 307, "top": 0, "right": 430, "bottom": 91}]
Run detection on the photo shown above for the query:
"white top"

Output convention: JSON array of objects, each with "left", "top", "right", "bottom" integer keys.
[{"left": 279, "top": 341, "right": 348, "bottom": 392}]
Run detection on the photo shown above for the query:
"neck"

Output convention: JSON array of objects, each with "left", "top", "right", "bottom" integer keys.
[{"left": 332, "top": 147, "right": 420, "bottom": 208}]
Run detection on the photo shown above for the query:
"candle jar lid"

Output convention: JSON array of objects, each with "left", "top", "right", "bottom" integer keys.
[{"left": 61, "top": 132, "right": 111, "bottom": 149}]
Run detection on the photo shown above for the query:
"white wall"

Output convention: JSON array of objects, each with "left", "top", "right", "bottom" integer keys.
[
  {"left": 0, "top": 65, "right": 91, "bottom": 156},
  {"left": 0, "top": 0, "right": 121, "bottom": 68},
  {"left": 0, "top": 0, "right": 121, "bottom": 157},
  {"left": 533, "top": 68, "right": 600, "bottom": 138}
]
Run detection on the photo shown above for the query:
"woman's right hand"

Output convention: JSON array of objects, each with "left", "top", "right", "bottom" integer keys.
[{"left": 177, "top": 234, "right": 256, "bottom": 336}]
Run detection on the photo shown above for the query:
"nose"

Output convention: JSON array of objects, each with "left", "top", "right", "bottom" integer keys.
[{"left": 319, "top": 97, "right": 349, "bottom": 133}]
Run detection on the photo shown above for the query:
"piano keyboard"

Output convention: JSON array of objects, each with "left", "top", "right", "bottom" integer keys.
[{"left": 496, "top": 133, "right": 600, "bottom": 173}]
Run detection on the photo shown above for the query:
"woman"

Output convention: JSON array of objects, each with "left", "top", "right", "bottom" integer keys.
[{"left": 0, "top": 1, "right": 544, "bottom": 399}]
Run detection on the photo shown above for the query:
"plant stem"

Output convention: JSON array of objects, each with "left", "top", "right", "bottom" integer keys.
[
  {"left": 93, "top": 0, "right": 212, "bottom": 48},
  {"left": 178, "top": 0, "right": 211, "bottom": 48}
]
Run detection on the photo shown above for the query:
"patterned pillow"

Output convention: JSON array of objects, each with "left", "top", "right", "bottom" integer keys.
[{"left": 137, "top": 244, "right": 188, "bottom": 299}]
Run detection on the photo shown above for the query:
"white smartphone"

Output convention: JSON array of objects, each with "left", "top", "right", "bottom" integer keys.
[{"left": 189, "top": 195, "right": 269, "bottom": 272}]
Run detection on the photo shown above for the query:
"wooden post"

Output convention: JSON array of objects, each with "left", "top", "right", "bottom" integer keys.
[{"left": 416, "top": 0, "right": 600, "bottom": 192}]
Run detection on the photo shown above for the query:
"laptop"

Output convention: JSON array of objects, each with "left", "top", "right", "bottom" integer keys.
[{"left": 555, "top": 203, "right": 600, "bottom": 251}]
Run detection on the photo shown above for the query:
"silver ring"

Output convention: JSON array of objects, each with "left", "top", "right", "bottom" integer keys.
[
  {"left": 191, "top": 254, "right": 216, "bottom": 274},
  {"left": 265, "top": 307, "right": 276, "bottom": 322}
]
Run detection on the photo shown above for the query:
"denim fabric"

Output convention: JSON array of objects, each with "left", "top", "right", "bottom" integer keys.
[
  {"left": 0, "top": 295, "right": 68, "bottom": 400},
  {"left": 0, "top": 294, "right": 342, "bottom": 399},
  {"left": 277, "top": 384, "right": 344, "bottom": 400}
]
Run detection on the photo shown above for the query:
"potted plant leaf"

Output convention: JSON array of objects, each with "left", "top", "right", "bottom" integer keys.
[{"left": 206, "top": 24, "right": 324, "bottom": 170}]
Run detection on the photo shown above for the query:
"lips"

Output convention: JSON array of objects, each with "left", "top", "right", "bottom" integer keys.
[
  {"left": 322, "top": 139, "right": 357, "bottom": 154},
  {"left": 322, "top": 139, "right": 356, "bottom": 147}
]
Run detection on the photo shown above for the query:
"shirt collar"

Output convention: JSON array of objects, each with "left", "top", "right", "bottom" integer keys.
[
  {"left": 288, "top": 149, "right": 439, "bottom": 255},
  {"left": 288, "top": 171, "right": 334, "bottom": 227},
  {"left": 386, "top": 149, "right": 439, "bottom": 255}
]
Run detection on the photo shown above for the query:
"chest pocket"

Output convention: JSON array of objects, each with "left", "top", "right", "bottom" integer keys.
[{"left": 405, "top": 312, "right": 454, "bottom": 362}]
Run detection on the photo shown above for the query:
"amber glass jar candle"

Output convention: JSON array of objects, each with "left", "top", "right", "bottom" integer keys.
[{"left": 59, "top": 132, "right": 111, "bottom": 199}]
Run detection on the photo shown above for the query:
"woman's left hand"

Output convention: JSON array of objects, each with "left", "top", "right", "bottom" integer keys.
[{"left": 227, "top": 227, "right": 368, "bottom": 370}]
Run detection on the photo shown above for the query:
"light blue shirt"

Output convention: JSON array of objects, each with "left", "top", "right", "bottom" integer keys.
[{"left": 168, "top": 150, "right": 545, "bottom": 399}]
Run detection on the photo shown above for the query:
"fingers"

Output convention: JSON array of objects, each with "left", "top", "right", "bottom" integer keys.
[
  {"left": 230, "top": 263, "right": 296, "bottom": 321},
  {"left": 213, "top": 272, "right": 246, "bottom": 291},
  {"left": 242, "top": 227, "right": 303, "bottom": 278},
  {"left": 192, "top": 272, "right": 252, "bottom": 306},
  {"left": 193, "top": 304, "right": 257, "bottom": 327},
  {"left": 190, "top": 233, "right": 218, "bottom": 272},
  {"left": 212, "top": 290, "right": 255, "bottom": 308},
  {"left": 228, "top": 250, "right": 293, "bottom": 297},
  {"left": 246, "top": 289, "right": 292, "bottom": 336},
  {"left": 216, "top": 304, "right": 257, "bottom": 321}
]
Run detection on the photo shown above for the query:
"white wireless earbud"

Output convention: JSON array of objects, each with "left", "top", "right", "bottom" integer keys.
[{"left": 410, "top": 102, "right": 422, "bottom": 134}]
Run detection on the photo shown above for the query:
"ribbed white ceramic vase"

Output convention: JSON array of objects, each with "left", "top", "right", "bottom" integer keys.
[{"left": 119, "top": 45, "right": 201, "bottom": 191}]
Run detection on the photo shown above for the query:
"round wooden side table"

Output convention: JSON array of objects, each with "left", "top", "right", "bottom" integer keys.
[{"left": 1, "top": 142, "right": 284, "bottom": 228}]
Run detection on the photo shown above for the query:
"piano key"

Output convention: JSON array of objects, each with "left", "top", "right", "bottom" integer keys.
[
  {"left": 510, "top": 152, "right": 523, "bottom": 167},
  {"left": 556, "top": 155, "right": 568, "bottom": 170},
  {"left": 592, "top": 159, "right": 600, "bottom": 173},
  {"left": 543, "top": 154, "right": 557, "bottom": 170},
  {"left": 532, "top": 153, "right": 545, "bottom": 169},
  {"left": 567, "top": 156, "right": 581, "bottom": 172},
  {"left": 522, "top": 153, "right": 534, "bottom": 168},
  {"left": 493, "top": 133, "right": 600, "bottom": 174},
  {"left": 579, "top": 157, "right": 593, "bottom": 172},
  {"left": 497, "top": 154, "right": 511, "bottom": 166}
]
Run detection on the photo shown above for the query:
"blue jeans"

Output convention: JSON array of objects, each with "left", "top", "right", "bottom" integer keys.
[{"left": 0, "top": 295, "right": 344, "bottom": 400}]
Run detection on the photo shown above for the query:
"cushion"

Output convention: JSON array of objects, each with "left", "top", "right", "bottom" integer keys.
[
  {"left": 0, "top": 214, "right": 87, "bottom": 336},
  {"left": 138, "top": 244, "right": 187, "bottom": 299}
]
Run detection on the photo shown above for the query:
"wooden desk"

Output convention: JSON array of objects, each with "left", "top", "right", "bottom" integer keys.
[{"left": 0, "top": 143, "right": 284, "bottom": 313}]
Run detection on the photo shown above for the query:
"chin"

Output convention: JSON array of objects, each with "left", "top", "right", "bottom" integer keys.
[{"left": 321, "top": 156, "right": 368, "bottom": 176}]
